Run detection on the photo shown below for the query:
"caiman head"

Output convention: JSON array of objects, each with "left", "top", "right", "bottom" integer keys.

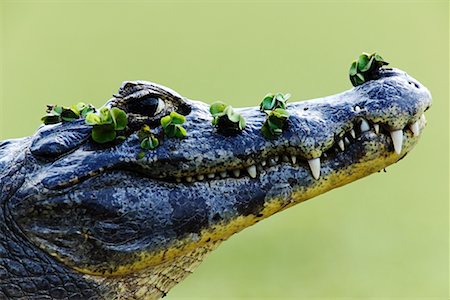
[{"left": 1, "top": 67, "right": 431, "bottom": 299}]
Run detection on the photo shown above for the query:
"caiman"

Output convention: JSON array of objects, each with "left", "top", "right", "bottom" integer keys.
[{"left": 0, "top": 65, "right": 431, "bottom": 299}]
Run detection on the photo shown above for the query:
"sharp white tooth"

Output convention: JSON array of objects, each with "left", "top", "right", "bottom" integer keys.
[
  {"left": 344, "top": 137, "right": 350, "bottom": 145},
  {"left": 186, "top": 176, "right": 193, "bottom": 183},
  {"left": 197, "top": 174, "right": 204, "bottom": 181},
  {"left": 282, "top": 155, "right": 289, "bottom": 162},
  {"left": 354, "top": 105, "right": 361, "bottom": 112},
  {"left": 207, "top": 173, "right": 215, "bottom": 179},
  {"left": 360, "top": 119, "right": 370, "bottom": 132},
  {"left": 261, "top": 160, "right": 267, "bottom": 167},
  {"left": 269, "top": 158, "right": 277, "bottom": 166},
  {"left": 338, "top": 139, "right": 345, "bottom": 151},
  {"left": 420, "top": 114, "right": 426, "bottom": 123},
  {"left": 390, "top": 130, "right": 403, "bottom": 155},
  {"left": 373, "top": 124, "right": 380, "bottom": 134},
  {"left": 274, "top": 156, "right": 279, "bottom": 162},
  {"left": 307, "top": 157, "right": 321, "bottom": 180},
  {"left": 247, "top": 165, "right": 257, "bottom": 178},
  {"left": 410, "top": 121, "right": 420, "bottom": 136},
  {"left": 232, "top": 169, "right": 240, "bottom": 177},
  {"left": 220, "top": 171, "right": 227, "bottom": 178},
  {"left": 350, "top": 129, "right": 356, "bottom": 138},
  {"left": 291, "top": 155, "right": 297, "bottom": 164}
]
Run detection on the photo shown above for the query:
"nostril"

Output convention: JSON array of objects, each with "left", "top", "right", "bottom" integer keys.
[{"left": 408, "top": 80, "right": 420, "bottom": 89}]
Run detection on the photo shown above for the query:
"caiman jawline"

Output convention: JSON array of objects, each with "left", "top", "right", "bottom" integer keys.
[
  {"left": 51, "top": 113, "right": 426, "bottom": 191},
  {"left": 129, "top": 114, "right": 426, "bottom": 184}
]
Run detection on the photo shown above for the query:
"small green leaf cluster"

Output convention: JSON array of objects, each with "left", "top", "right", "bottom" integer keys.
[
  {"left": 261, "top": 108, "right": 290, "bottom": 139},
  {"left": 259, "top": 93, "right": 290, "bottom": 111},
  {"left": 41, "top": 102, "right": 95, "bottom": 125},
  {"left": 138, "top": 124, "right": 159, "bottom": 150},
  {"left": 210, "top": 101, "right": 246, "bottom": 134},
  {"left": 161, "top": 111, "right": 187, "bottom": 138},
  {"left": 349, "top": 52, "right": 389, "bottom": 86},
  {"left": 85, "top": 107, "right": 128, "bottom": 143}
]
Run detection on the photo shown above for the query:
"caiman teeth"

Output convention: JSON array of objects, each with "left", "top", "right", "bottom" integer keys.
[
  {"left": 360, "top": 119, "right": 370, "bottom": 132},
  {"left": 410, "top": 121, "right": 420, "bottom": 136},
  {"left": 337, "top": 139, "right": 345, "bottom": 151},
  {"left": 421, "top": 113, "right": 426, "bottom": 123},
  {"left": 291, "top": 155, "right": 297, "bottom": 164},
  {"left": 247, "top": 165, "right": 257, "bottom": 178},
  {"left": 167, "top": 114, "right": 427, "bottom": 184},
  {"left": 373, "top": 124, "right": 380, "bottom": 134},
  {"left": 308, "top": 157, "right": 321, "bottom": 180},
  {"left": 390, "top": 130, "right": 403, "bottom": 155}
]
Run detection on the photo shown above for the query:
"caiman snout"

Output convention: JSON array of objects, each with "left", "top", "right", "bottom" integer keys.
[{"left": 139, "top": 67, "right": 432, "bottom": 182}]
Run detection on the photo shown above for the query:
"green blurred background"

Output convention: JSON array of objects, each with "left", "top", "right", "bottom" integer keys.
[{"left": 1, "top": 1, "right": 448, "bottom": 299}]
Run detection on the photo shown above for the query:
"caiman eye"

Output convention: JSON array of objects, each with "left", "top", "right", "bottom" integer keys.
[
  {"left": 129, "top": 95, "right": 166, "bottom": 116},
  {"left": 154, "top": 98, "right": 165, "bottom": 115}
]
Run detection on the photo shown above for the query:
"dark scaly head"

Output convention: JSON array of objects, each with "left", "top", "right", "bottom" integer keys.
[{"left": 5, "top": 68, "right": 431, "bottom": 299}]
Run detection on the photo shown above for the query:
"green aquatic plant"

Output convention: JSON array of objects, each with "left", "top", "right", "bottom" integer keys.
[
  {"left": 259, "top": 92, "right": 291, "bottom": 139},
  {"left": 138, "top": 125, "right": 159, "bottom": 150},
  {"left": 349, "top": 52, "right": 389, "bottom": 86},
  {"left": 136, "top": 124, "right": 160, "bottom": 159},
  {"left": 85, "top": 107, "right": 128, "bottom": 143},
  {"left": 210, "top": 101, "right": 246, "bottom": 134},
  {"left": 161, "top": 111, "right": 187, "bottom": 138},
  {"left": 259, "top": 93, "right": 290, "bottom": 111},
  {"left": 41, "top": 102, "right": 95, "bottom": 125},
  {"left": 261, "top": 108, "right": 290, "bottom": 139}
]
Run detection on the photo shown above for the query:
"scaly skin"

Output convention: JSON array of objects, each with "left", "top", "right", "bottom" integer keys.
[{"left": 0, "top": 67, "right": 431, "bottom": 299}]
